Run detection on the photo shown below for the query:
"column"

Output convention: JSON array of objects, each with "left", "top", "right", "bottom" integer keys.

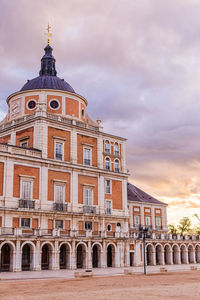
[
  {"left": 98, "top": 175, "right": 105, "bottom": 214},
  {"left": 52, "top": 241, "right": 59, "bottom": 270},
  {"left": 34, "top": 241, "right": 41, "bottom": 270},
  {"left": 161, "top": 250, "right": 165, "bottom": 265},
  {"left": 102, "top": 240, "right": 107, "bottom": 268},
  {"left": 40, "top": 165, "right": 48, "bottom": 210},
  {"left": 71, "top": 171, "right": 78, "bottom": 212},
  {"left": 71, "top": 240, "right": 76, "bottom": 269},
  {"left": 122, "top": 178, "right": 128, "bottom": 215},
  {"left": 121, "top": 142, "right": 127, "bottom": 173},
  {"left": 87, "top": 240, "right": 92, "bottom": 269},
  {"left": 115, "top": 243, "right": 121, "bottom": 267},
  {"left": 124, "top": 242, "right": 130, "bottom": 267},
  {"left": 97, "top": 135, "right": 103, "bottom": 169},
  {"left": 152, "top": 250, "right": 156, "bottom": 266},
  {"left": 4, "top": 159, "right": 14, "bottom": 208},
  {"left": 70, "top": 129, "right": 77, "bottom": 164},
  {"left": 14, "top": 240, "right": 21, "bottom": 272},
  {"left": 10, "top": 131, "right": 16, "bottom": 145}
]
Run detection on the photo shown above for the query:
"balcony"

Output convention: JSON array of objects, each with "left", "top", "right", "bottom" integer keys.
[
  {"left": 105, "top": 165, "right": 110, "bottom": 171},
  {"left": 83, "top": 205, "right": 96, "bottom": 214},
  {"left": 106, "top": 208, "right": 111, "bottom": 215},
  {"left": 155, "top": 225, "right": 163, "bottom": 230},
  {"left": 19, "top": 199, "right": 35, "bottom": 209},
  {"left": 84, "top": 159, "right": 91, "bottom": 166},
  {"left": 53, "top": 203, "right": 68, "bottom": 211},
  {"left": 114, "top": 151, "right": 119, "bottom": 156},
  {"left": 55, "top": 153, "right": 63, "bottom": 160},
  {"left": 114, "top": 168, "right": 120, "bottom": 173}
]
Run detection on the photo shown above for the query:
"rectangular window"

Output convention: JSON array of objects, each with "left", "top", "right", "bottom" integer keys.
[
  {"left": 55, "top": 220, "right": 63, "bottom": 229},
  {"left": 54, "top": 184, "right": 64, "bottom": 203},
  {"left": 105, "top": 143, "right": 110, "bottom": 154},
  {"left": 55, "top": 142, "right": 63, "bottom": 160},
  {"left": 83, "top": 148, "right": 91, "bottom": 166},
  {"left": 156, "top": 216, "right": 161, "bottom": 227},
  {"left": 21, "top": 141, "right": 28, "bottom": 148},
  {"left": 21, "top": 180, "right": 32, "bottom": 200},
  {"left": 84, "top": 188, "right": 93, "bottom": 206},
  {"left": 105, "top": 180, "right": 111, "bottom": 194},
  {"left": 21, "top": 218, "right": 30, "bottom": 228},
  {"left": 106, "top": 200, "right": 112, "bottom": 215},
  {"left": 114, "top": 144, "right": 119, "bottom": 156},
  {"left": 134, "top": 215, "right": 140, "bottom": 226},
  {"left": 85, "top": 221, "right": 92, "bottom": 230},
  {"left": 145, "top": 216, "right": 151, "bottom": 226}
]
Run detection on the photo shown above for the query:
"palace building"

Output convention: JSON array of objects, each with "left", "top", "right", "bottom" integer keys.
[{"left": 0, "top": 42, "right": 199, "bottom": 272}]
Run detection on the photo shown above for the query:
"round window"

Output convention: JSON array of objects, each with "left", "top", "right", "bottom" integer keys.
[
  {"left": 50, "top": 100, "right": 59, "bottom": 109},
  {"left": 27, "top": 100, "right": 36, "bottom": 110},
  {"left": 107, "top": 224, "right": 112, "bottom": 232}
]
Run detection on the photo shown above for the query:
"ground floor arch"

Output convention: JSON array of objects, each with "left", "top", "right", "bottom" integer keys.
[
  {"left": 22, "top": 243, "right": 34, "bottom": 271},
  {"left": 107, "top": 244, "right": 115, "bottom": 267},
  {"left": 180, "top": 245, "right": 187, "bottom": 264},
  {"left": 41, "top": 244, "right": 53, "bottom": 270},
  {"left": 188, "top": 245, "right": 195, "bottom": 264},
  {"left": 146, "top": 244, "right": 154, "bottom": 266},
  {"left": 0, "top": 243, "right": 14, "bottom": 272},
  {"left": 92, "top": 244, "right": 101, "bottom": 268},
  {"left": 59, "top": 243, "right": 71, "bottom": 269},
  {"left": 164, "top": 245, "right": 172, "bottom": 265},
  {"left": 195, "top": 245, "right": 200, "bottom": 263},
  {"left": 76, "top": 243, "right": 87, "bottom": 269},
  {"left": 155, "top": 244, "right": 163, "bottom": 265},
  {"left": 172, "top": 245, "right": 180, "bottom": 264}
]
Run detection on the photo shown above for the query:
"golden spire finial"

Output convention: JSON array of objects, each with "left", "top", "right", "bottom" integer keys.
[{"left": 46, "top": 24, "right": 52, "bottom": 45}]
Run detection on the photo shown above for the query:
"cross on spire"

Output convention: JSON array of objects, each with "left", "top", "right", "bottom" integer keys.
[{"left": 46, "top": 24, "right": 52, "bottom": 45}]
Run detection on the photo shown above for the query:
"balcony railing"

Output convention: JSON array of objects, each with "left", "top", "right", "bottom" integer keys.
[
  {"left": 19, "top": 199, "right": 35, "bottom": 209},
  {"left": 155, "top": 225, "right": 162, "bottom": 230},
  {"left": 114, "top": 168, "right": 120, "bottom": 173},
  {"left": 106, "top": 208, "right": 111, "bottom": 215},
  {"left": 55, "top": 153, "right": 63, "bottom": 160},
  {"left": 114, "top": 151, "right": 119, "bottom": 156},
  {"left": 84, "top": 159, "right": 91, "bottom": 166},
  {"left": 53, "top": 203, "right": 68, "bottom": 211},
  {"left": 105, "top": 165, "right": 110, "bottom": 171},
  {"left": 83, "top": 205, "right": 96, "bottom": 214}
]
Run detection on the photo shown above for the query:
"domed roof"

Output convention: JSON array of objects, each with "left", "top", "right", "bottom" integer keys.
[
  {"left": 20, "top": 75, "right": 75, "bottom": 93},
  {"left": 20, "top": 44, "right": 75, "bottom": 93}
]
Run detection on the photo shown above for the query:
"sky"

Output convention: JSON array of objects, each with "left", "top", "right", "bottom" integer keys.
[{"left": 1, "top": 0, "right": 200, "bottom": 224}]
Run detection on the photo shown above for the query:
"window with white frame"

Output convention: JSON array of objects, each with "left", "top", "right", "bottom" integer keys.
[
  {"left": 55, "top": 220, "right": 63, "bottom": 229},
  {"left": 54, "top": 184, "right": 65, "bottom": 203},
  {"left": 105, "top": 141, "right": 110, "bottom": 154},
  {"left": 21, "top": 218, "right": 30, "bottom": 228},
  {"left": 85, "top": 221, "right": 92, "bottom": 230},
  {"left": 114, "top": 159, "right": 120, "bottom": 172},
  {"left": 55, "top": 141, "right": 63, "bottom": 160},
  {"left": 156, "top": 216, "right": 161, "bottom": 227},
  {"left": 83, "top": 148, "right": 91, "bottom": 166},
  {"left": 84, "top": 188, "right": 93, "bottom": 206},
  {"left": 105, "top": 179, "right": 111, "bottom": 194},
  {"left": 21, "top": 180, "right": 32, "bottom": 200},
  {"left": 106, "top": 200, "right": 112, "bottom": 215},
  {"left": 105, "top": 157, "right": 110, "bottom": 170},
  {"left": 134, "top": 215, "right": 140, "bottom": 226},
  {"left": 107, "top": 224, "right": 112, "bottom": 232},
  {"left": 114, "top": 143, "right": 119, "bottom": 156},
  {"left": 145, "top": 216, "right": 151, "bottom": 226}
]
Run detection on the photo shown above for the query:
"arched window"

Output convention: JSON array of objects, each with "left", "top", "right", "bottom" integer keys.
[
  {"left": 114, "top": 143, "right": 119, "bottom": 156},
  {"left": 104, "top": 141, "right": 110, "bottom": 154},
  {"left": 105, "top": 157, "right": 110, "bottom": 171},
  {"left": 114, "top": 159, "right": 120, "bottom": 172}
]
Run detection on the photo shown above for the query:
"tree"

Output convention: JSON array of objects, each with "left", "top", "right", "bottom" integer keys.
[
  {"left": 177, "top": 217, "right": 191, "bottom": 235},
  {"left": 168, "top": 224, "right": 177, "bottom": 235}
]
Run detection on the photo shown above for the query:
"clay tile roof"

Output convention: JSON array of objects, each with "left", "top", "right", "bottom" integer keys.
[{"left": 127, "top": 182, "right": 167, "bottom": 206}]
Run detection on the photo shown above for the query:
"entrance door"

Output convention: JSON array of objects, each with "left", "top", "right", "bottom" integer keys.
[
  {"left": 92, "top": 245, "right": 98, "bottom": 268},
  {"left": 22, "top": 244, "right": 31, "bottom": 271},
  {"left": 42, "top": 245, "right": 49, "bottom": 270},
  {"left": 1, "top": 244, "right": 10, "bottom": 272},
  {"left": 77, "top": 245, "right": 83, "bottom": 269},
  {"left": 107, "top": 245, "right": 112, "bottom": 267},
  {"left": 60, "top": 245, "right": 66, "bottom": 269}
]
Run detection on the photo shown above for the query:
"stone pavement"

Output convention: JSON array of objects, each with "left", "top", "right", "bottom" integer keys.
[{"left": 1, "top": 264, "right": 200, "bottom": 281}]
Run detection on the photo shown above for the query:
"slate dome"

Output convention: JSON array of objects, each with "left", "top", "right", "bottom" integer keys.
[{"left": 20, "top": 44, "right": 75, "bottom": 93}]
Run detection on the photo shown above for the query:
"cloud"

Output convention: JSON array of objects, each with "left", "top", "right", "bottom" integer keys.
[{"left": 1, "top": 0, "right": 200, "bottom": 221}]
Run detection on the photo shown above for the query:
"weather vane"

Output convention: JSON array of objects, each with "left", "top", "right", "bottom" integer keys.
[{"left": 46, "top": 24, "right": 52, "bottom": 45}]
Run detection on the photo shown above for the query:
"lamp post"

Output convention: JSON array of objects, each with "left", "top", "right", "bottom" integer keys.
[{"left": 139, "top": 226, "right": 149, "bottom": 275}]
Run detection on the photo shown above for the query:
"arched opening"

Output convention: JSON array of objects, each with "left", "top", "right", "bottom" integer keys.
[
  {"left": 59, "top": 244, "right": 70, "bottom": 269},
  {"left": 180, "top": 245, "right": 187, "bottom": 264},
  {"left": 0, "top": 244, "right": 13, "bottom": 272},
  {"left": 146, "top": 244, "right": 154, "bottom": 266},
  {"left": 76, "top": 244, "right": 86, "bottom": 269},
  {"left": 22, "top": 244, "right": 33, "bottom": 271},
  {"left": 92, "top": 244, "right": 101, "bottom": 268},
  {"left": 42, "top": 244, "right": 52, "bottom": 270},
  {"left": 188, "top": 245, "right": 194, "bottom": 264},
  {"left": 172, "top": 245, "right": 179, "bottom": 264},
  {"left": 107, "top": 244, "right": 115, "bottom": 267},
  {"left": 155, "top": 245, "right": 162, "bottom": 265},
  {"left": 164, "top": 245, "right": 171, "bottom": 265},
  {"left": 195, "top": 245, "right": 200, "bottom": 263},
  {"left": 130, "top": 252, "right": 134, "bottom": 266}
]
